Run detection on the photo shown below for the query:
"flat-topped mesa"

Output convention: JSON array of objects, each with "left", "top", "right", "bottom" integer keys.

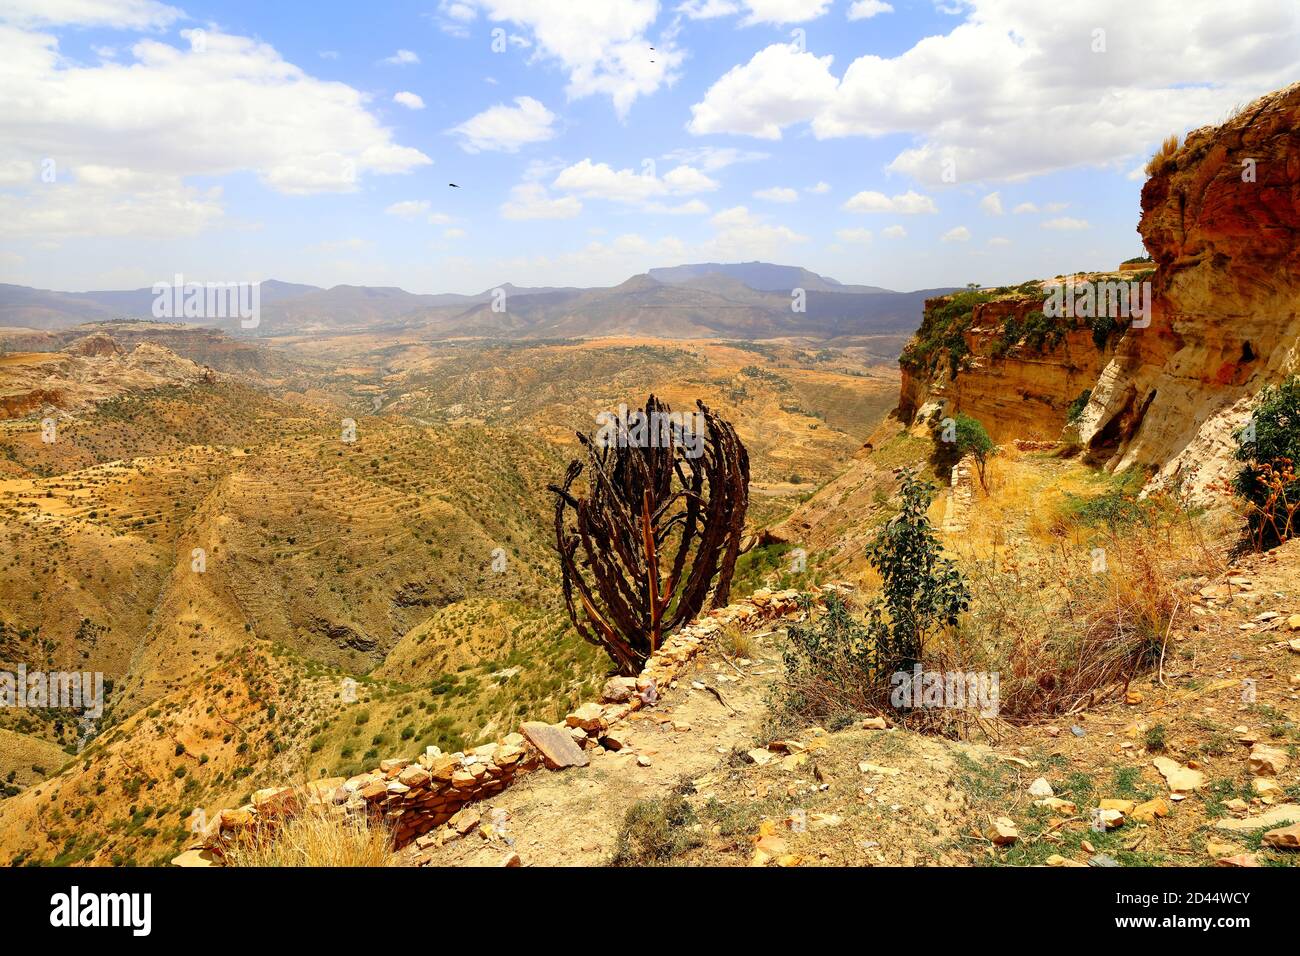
[
  {"left": 896, "top": 81, "right": 1300, "bottom": 502},
  {"left": 173, "top": 587, "right": 817, "bottom": 866}
]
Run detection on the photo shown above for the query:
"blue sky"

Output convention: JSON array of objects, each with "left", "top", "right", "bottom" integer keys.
[{"left": 1, "top": 0, "right": 1296, "bottom": 294}]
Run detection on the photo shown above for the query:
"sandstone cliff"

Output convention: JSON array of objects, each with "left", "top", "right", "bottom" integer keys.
[{"left": 898, "top": 81, "right": 1300, "bottom": 501}]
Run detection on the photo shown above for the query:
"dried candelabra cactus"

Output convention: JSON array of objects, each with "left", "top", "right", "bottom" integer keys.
[{"left": 549, "top": 396, "right": 750, "bottom": 675}]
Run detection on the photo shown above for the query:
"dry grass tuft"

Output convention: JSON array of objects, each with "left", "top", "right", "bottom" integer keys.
[
  {"left": 223, "top": 806, "right": 397, "bottom": 868},
  {"left": 1144, "top": 133, "right": 1181, "bottom": 177}
]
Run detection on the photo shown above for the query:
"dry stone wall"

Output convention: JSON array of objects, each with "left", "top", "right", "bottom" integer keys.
[{"left": 173, "top": 587, "right": 806, "bottom": 865}]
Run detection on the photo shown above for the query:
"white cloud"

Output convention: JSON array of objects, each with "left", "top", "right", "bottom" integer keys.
[
  {"left": 689, "top": 1, "right": 1300, "bottom": 183},
  {"left": 393, "top": 91, "right": 425, "bottom": 110},
  {"left": 1012, "top": 202, "right": 1038, "bottom": 214},
  {"left": 444, "top": 227, "right": 466, "bottom": 239},
  {"left": 0, "top": 0, "right": 182, "bottom": 29},
  {"left": 675, "top": 0, "right": 739, "bottom": 17},
  {"left": 675, "top": 0, "right": 828, "bottom": 24},
  {"left": 643, "top": 199, "right": 710, "bottom": 215},
  {"left": 740, "top": 0, "right": 831, "bottom": 25},
  {"left": 846, "top": 0, "right": 892, "bottom": 20},
  {"left": 843, "top": 189, "right": 937, "bottom": 214},
  {"left": 0, "top": 24, "right": 431, "bottom": 240},
  {"left": 754, "top": 186, "right": 798, "bottom": 203},
  {"left": 941, "top": 226, "right": 971, "bottom": 242},
  {"left": 660, "top": 146, "right": 769, "bottom": 171},
  {"left": 987, "top": 236, "right": 1011, "bottom": 246},
  {"left": 882, "top": 224, "right": 906, "bottom": 238},
  {"left": 806, "top": 181, "right": 830, "bottom": 194},
  {"left": 500, "top": 182, "right": 582, "bottom": 220},
  {"left": 450, "top": 96, "right": 557, "bottom": 153},
  {"left": 0, "top": 181, "right": 224, "bottom": 239},
  {"left": 979, "top": 191, "right": 1003, "bottom": 215},
  {"left": 700, "top": 205, "right": 808, "bottom": 259},
  {"left": 451, "top": 1, "right": 683, "bottom": 117},
  {"left": 1042, "top": 217, "right": 1089, "bottom": 230},
  {"left": 386, "top": 200, "right": 431, "bottom": 219},
  {"left": 552, "top": 159, "right": 717, "bottom": 207},
  {"left": 687, "top": 43, "right": 838, "bottom": 140},
  {"left": 835, "top": 227, "right": 873, "bottom": 243},
  {"left": 383, "top": 49, "right": 420, "bottom": 65}
]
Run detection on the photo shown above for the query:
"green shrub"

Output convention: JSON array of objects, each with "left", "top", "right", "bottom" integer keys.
[{"left": 1233, "top": 377, "right": 1300, "bottom": 548}]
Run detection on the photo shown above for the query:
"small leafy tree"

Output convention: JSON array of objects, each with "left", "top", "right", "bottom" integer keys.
[
  {"left": 935, "top": 413, "right": 997, "bottom": 489},
  {"left": 779, "top": 470, "right": 969, "bottom": 723},
  {"left": 1233, "top": 377, "right": 1300, "bottom": 548},
  {"left": 863, "top": 470, "right": 971, "bottom": 668}
]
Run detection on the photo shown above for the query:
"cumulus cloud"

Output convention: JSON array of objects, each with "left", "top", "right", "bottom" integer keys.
[
  {"left": 393, "top": 91, "right": 425, "bottom": 109},
  {"left": 805, "top": 181, "right": 830, "bottom": 194},
  {"left": 689, "top": 0, "right": 1300, "bottom": 183},
  {"left": 699, "top": 205, "right": 808, "bottom": 259},
  {"left": 843, "top": 189, "right": 937, "bottom": 214},
  {"left": 382, "top": 49, "right": 420, "bottom": 65},
  {"left": 882, "top": 224, "right": 906, "bottom": 238},
  {"left": 1042, "top": 217, "right": 1089, "bottom": 230},
  {"left": 846, "top": 0, "right": 892, "bottom": 20},
  {"left": 500, "top": 182, "right": 582, "bottom": 220},
  {"left": 450, "top": 96, "right": 557, "bottom": 153},
  {"left": 660, "top": 146, "right": 769, "bottom": 171},
  {"left": 0, "top": 0, "right": 182, "bottom": 29},
  {"left": 1012, "top": 201, "right": 1038, "bottom": 214},
  {"left": 385, "top": 200, "right": 431, "bottom": 219},
  {"left": 687, "top": 43, "right": 838, "bottom": 140},
  {"left": 941, "top": 226, "right": 971, "bottom": 242},
  {"left": 980, "top": 191, "right": 1003, "bottom": 215},
  {"left": 448, "top": 1, "right": 683, "bottom": 117},
  {"left": 0, "top": 22, "right": 431, "bottom": 238},
  {"left": 551, "top": 158, "right": 717, "bottom": 208},
  {"left": 753, "top": 186, "right": 798, "bottom": 203}
]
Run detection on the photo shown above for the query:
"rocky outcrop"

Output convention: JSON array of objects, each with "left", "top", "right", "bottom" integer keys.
[
  {"left": 899, "top": 293, "right": 1114, "bottom": 445},
  {"left": 897, "top": 82, "right": 1300, "bottom": 501},
  {"left": 1076, "top": 82, "right": 1300, "bottom": 500}
]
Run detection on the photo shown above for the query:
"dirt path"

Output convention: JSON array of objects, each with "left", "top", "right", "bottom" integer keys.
[{"left": 408, "top": 627, "right": 790, "bottom": 867}]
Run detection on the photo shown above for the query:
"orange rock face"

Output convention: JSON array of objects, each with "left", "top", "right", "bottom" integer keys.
[
  {"left": 1078, "top": 81, "right": 1300, "bottom": 499},
  {"left": 898, "top": 81, "right": 1300, "bottom": 500}
]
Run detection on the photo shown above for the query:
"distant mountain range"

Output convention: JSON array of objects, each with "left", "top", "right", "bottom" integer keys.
[{"left": 0, "top": 263, "right": 956, "bottom": 342}]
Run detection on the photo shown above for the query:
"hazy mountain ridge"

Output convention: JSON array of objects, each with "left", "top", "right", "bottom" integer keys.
[{"left": 0, "top": 263, "right": 956, "bottom": 342}]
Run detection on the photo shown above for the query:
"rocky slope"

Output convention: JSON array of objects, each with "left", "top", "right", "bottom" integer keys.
[{"left": 899, "top": 81, "right": 1300, "bottom": 500}]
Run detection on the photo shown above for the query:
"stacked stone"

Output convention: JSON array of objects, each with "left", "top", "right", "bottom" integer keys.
[{"left": 177, "top": 587, "right": 810, "bottom": 863}]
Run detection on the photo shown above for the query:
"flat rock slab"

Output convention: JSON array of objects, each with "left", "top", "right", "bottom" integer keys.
[
  {"left": 1214, "top": 805, "right": 1300, "bottom": 832},
  {"left": 520, "top": 721, "right": 589, "bottom": 770}
]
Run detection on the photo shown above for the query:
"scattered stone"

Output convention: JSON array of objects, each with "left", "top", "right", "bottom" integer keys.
[
  {"left": 566, "top": 703, "right": 608, "bottom": 733},
  {"left": 986, "top": 817, "right": 1019, "bottom": 846},
  {"left": 520, "top": 721, "right": 590, "bottom": 770},
  {"left": 1214, "top": 805, "right": 1300, "bottom": 832},
  {"left": 636, "top": 754, "right": 652, "bottom": 768},
  {"left": 1028, "top": 777, "right": 1054, "bottom": 799},
  {"left": 862, "top": 716, "right": 889, "bottom": 730},
  {"left": 1035, "top": 797, "right": 1077, "bottom": 814},
  {"left": 1205, "top": 841, "right": 1239, "bottom": 859},
  {"left": 1216, "top": 854, "right": 1260, "bottom": 867},
  {"left": 1249, "top": 744, "right": 1289, "bottom": 776},
  {"left": 600, "top": 676, "right": 638, "bottom": 703},
  {"left": 746, "top": 748, "right": 776, "bottom": 766},
  {"left": 1070, "top": 725, "right": 1086, "bottom": 737},
  {"left": 1095, "top": 808, "right": 1125, "bottom": 829},
  {"left": 1262, "top": 822, "right": 1300, "bottom": 849},
  {"left": 1130, "top": 798, "right": 1171, "bottom": 824},
  {"left": 1153, "top": 756, "right": 1206, "bottom": 793},
  {"left": 1099, "top": 798, "right": 1136, "bottom": 813},
  {"left": 1088, "top": 854, "right": 1120, "bottom": 867},
  {"left": 1045, "top": 854, "right": 1087, "bottom": 868},
  {"left": 499, "top": 852, "right": 522, "bottom": 867}
]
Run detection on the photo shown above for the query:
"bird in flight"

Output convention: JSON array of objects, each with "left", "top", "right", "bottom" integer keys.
[{"left": 448, "top": 183, "right": 460, "bottom": 188}]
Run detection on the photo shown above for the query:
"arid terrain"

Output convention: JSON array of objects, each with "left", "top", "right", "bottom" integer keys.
[{"left": 1, "top": 77, "right": 1297, "bottom": 874}]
